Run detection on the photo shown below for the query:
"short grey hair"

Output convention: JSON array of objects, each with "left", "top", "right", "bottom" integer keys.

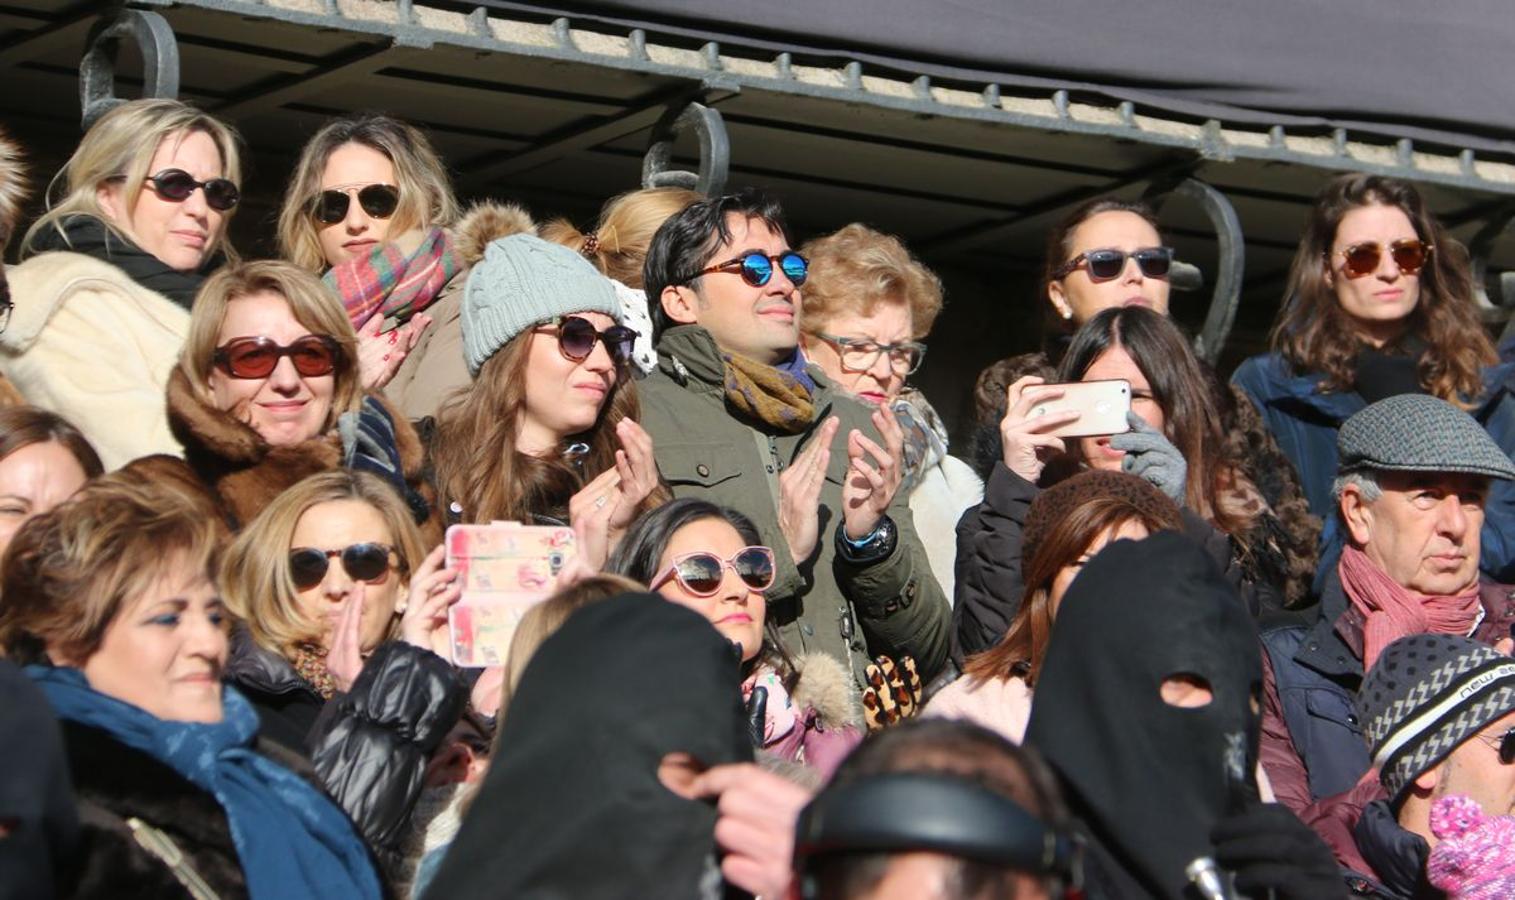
[{"left": 1332, "top": 468, "right": 1383, "bottom": 504}]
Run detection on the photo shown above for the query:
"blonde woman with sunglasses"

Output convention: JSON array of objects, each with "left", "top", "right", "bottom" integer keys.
[
  {"left": 221, "top": 469, "right": 465, "bottom": 871},
  {"left": 3, "top": 99, "right": 242, "bottom": 468},
  {"left": 1232, "top": 173, "right": 1515, "bottom": 581},
  {"left": 608, "top": 497, "right": 863, "bottom": 777},
  {"left": 277, "top": 113, "right": 544, "bottom": 419}
]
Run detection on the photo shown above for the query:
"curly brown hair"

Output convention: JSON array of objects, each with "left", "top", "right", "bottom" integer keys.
[{"left": 1271, "top": 173, "right": 1493, "bottom": 404}]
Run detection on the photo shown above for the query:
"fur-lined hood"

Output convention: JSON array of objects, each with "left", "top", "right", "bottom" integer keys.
[
  {"left": 791, "top": 652, "right": 864, "bottom": 729},
  {"left": 451, "top": 200, "right": 536, "bottom": 269},
  {"left": 165, "top": 366, "right": 433, "bottom": 533}
]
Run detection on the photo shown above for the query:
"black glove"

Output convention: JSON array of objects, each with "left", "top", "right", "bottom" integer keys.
[
  {"left": 1209, "top": 804, "right": 1348, "bottom": 900},
  {"left": 744, "top": 686, "right": 768, "bottom": 749}
]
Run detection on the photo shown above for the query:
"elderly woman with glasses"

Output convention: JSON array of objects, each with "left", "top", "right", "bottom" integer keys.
[
  {"left": 221, "top": 469, "right": 465, "bottom": 872},
  {"left": 164, "top": 258, "right": 437, "bottom": 539},
  {"left": 1232, "top": 173, "right": 1515, "bottom": 582},
  {"left": 3, "top": 99, "right": 242, "bottom": 468},
  {"left": 797, "top": 223, "right": 982, "bottom": 599},
  {"left": 608, "top": 497, "right": 862, "bottom": 776}
]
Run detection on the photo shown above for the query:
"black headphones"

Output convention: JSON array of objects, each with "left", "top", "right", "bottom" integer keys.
[{"left": 792, "top": 771, "right": 1082, "bottom": 899}]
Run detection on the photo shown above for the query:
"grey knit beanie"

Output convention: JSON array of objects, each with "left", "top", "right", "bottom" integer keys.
[
  {"left": 1356, "top": 634, "right": 1515, "bottom": 803},
  {"left": 462, "top": 234, "right": 621, "bottom": 376}
]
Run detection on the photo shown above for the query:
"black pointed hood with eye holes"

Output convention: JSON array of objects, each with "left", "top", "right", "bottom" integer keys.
[{"left": 1025, "top": 531, "right": 1263, "bottom": 900}]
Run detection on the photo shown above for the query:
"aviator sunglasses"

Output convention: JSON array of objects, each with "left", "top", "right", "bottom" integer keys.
[
  {"left": 212, "top": 335, "right": 343, "bottom": 380},
  {"left": 140, "top": 168, "right": 241, "bottom": 212},
  {"left": 697, "top": 251, "right": 809, "bottom": 288},
  {"left": 652, "top": 546, "right": 777, "bottom": 597},
  {"left": 289, "top": 543, "right": 400, "bottom": 591},
  {"left": 538, "top": 315, "right": 639, "bottom": 366},
  {"left": 1331, "top": 238, "right": 1433, "bottom": 279},
  {"left": 1053, "top": 247, "right": 1174, "bottom": 283},
  {"left": 311, "top": 183, "right": 401, "bottom": 225}
]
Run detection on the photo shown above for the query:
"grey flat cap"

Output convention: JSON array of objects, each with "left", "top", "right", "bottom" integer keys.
[{"left": 1338, "top": 393, "right": 1515, "bottom": 480}]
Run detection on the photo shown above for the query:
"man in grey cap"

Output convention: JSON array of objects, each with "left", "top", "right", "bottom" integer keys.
[{"left": 1256, "top": 393, "right": 1515, "bottom": 818}]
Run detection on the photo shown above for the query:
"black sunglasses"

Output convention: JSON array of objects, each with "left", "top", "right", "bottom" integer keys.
[
  {"left": 141, "top": 168, "right": 240, "bottom": 212},
  {"left": 288, "top": 543, "right": 400, "bottom": 591},
  {"left": 697, "top": 251, "right": 809, "bottom": 288},
  {"left": 538, "top": 315, "right": 638, "bottom": 366},
  {"left": 212, "top": 335, "right": 343, "bottom": 380},
  {"left": 1476, "top": 726, "right": 1515, "bottom": 765},
  {"left": 312, "top": 183, "right": 400, "bottom": 225},
  {"left": 1053, "top": 247, "right": 1174, "bottom": 283}
]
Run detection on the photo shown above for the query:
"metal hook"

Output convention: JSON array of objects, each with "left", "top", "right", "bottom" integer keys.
[
  {"left": 1144, "top": 176, "right": 1246, "bottom": 364},
  {"left": 80, "top": 9, "right": 180, "bottom": 131},
  {"left": 642, "top": 101, "right": 730, "bottom": 197}
]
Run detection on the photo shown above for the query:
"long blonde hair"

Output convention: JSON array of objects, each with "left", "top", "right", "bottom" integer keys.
[
  {"left": 221, "top": 470, "right": 426, "bottom": 658},
  {"left": 277, "top": 114, "right": 460, "bottom": 272},
  {"left": 179, "top": 259, "right": 364, "bottom": 433},
  {"left": 541, "top": 186, "right": 700, "bottom": 289},
  {"left": 23, "top": 98, "right": 242, "bottom": 262}
]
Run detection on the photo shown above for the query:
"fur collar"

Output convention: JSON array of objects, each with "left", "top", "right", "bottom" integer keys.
[
  {"left": 791, "top": 652, "right": 863, "bottom": 729},
  {"left": 452, "top": 201, "right": 536, "bottom": 268},
  {"left": 165, "top": 366, "right": 429, "bottom": 530}
]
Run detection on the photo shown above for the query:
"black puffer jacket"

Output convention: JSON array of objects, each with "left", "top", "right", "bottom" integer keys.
[
  {"left": 225, "top": 631, "right": 466, "bottom": 863},
  {"left": 951, "top": 462, "right": 1252, "bottom": 665}
]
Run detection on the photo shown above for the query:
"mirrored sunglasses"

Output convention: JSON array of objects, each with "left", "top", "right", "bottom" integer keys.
[
  {"left": 212, "top": 335, "right": 343, "bottom": 379},
  {"left": 288, "top": 543, "right": 399, "bottom": 591},
  {"left": 653, "top": 546, "right": 776, "bottom": 597},
  {"left": 699, "top": 251, "right": 809, "bottom": 288},
  {"left": 1053, "top": 247, "right": 1174, "bottom": 283},
  {"left": 144, "top": 168, "right": 240, "bottom": 212},
  {"left": 1333, "top": 239, "right": 1432, "bottom": 279},
  {"left": 312, "top": 183, "right": 400, "bottom": 225}
]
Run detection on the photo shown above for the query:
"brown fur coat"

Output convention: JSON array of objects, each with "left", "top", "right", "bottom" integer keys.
[{"left": 165, "top": 366, "right": 439, "bottom": 542}]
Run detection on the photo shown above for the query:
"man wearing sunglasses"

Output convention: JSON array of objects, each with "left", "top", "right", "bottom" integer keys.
[
  {"left": 1320, "top": 634, "right": 1515, "bottom": 896},
  {"left": 1258, "top": 395, "right": 1515, "bottom": 825},
  {"left": 639, "top": 190, "right": 950, "bottom": 685}
]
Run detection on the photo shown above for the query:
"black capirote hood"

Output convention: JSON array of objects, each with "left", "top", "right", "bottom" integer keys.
[
  {"left": 424, "top": 592, "right": 753, "bottom": 900},
  {"left": 1025, "top": 531, "right": 1263, "bottom": 900}
]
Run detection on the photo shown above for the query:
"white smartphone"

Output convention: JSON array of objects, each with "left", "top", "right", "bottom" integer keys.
[{"left": 1028, "top": 379, "right": 1132, "bottom": 438}]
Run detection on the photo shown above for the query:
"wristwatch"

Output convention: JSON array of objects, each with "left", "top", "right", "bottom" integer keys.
[{"left": 837, "top": 515, "right": 897, "bottom": 564}]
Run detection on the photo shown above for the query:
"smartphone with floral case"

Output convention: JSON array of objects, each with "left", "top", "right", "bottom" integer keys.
[{"left": 445, "top": 522, "right": 576, "bottom": 668}]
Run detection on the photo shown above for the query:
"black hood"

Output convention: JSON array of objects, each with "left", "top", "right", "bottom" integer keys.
[
  {"left": 1025, "top": 531, "right": 1263, "bottom": 900},
  {"left": 424, "top": 592, "right": 753, "bottom": 899}
]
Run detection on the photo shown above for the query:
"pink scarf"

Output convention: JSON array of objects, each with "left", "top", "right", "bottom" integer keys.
[{"left": 1339, "top": 545, "right": 1481, "bottom": 670}]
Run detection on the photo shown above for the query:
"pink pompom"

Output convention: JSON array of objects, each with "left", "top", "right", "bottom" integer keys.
[{"left": 1427, "top": 794, "right": 1515, "bottom": 900}]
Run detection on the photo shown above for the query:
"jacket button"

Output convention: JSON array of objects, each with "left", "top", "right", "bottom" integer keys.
[
  {"left": 1347, "top": 713, "right": 1359, "bottom": 726},
  {"left": 1307, "top": 642, "right": 1318, "bottom": 651},
  {"left": 696, "top": 463, "right": 710, "bottom": 477},
  {"left": 801, "top": 624, "right": 814, "bottom": 636}
]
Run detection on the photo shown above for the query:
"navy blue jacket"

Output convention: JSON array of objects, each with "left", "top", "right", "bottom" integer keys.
[
  {"left": 1260, "top": 571, "right": 1515, "bottom": 811},
  {"left": 1232, "top": 352, "right": 1515, "bottom": 583}
]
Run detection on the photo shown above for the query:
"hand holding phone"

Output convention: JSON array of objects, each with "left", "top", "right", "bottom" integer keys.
[
  {"left": 1026, "top": 379, "right": 1132, "bottom": 438},
  {"left": 999, "top": 376, "right": 1129, "bottom": 483}
]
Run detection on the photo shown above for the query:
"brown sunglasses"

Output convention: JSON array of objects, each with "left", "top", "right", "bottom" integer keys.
[{"left": 1330, "top": 239, "right": 1433, "bottom": 279}]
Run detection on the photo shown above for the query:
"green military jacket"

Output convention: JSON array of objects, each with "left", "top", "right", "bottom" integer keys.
[{"left": 638, "top": 325, "right": 951, "bottom": 684}]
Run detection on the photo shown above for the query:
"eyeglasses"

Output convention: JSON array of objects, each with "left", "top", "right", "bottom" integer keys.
[
  {"left": 536, "top": 316, "right": 639, "bottom": 366},
  {"left": 651, "top": 546, "right": 776, "bottom": 597},
  {"left": 1331, "top": 239, "right": 1433, "bottom": 279},
  {"left": 212, "top": 335, "right": 343, "bottom": 379},
  {"left": 1475, "top": 727, "right": 1515, "bottom": 765},
  {"left": 697, "top": 251, "right": 809, "bottom": 288},
  {"left": 289, "top": 543, "right": 400, "bottom": 591},
  {"left": 311, "top": 183, "right": 400, "bottom": 225},
  {"left": 812, "top": 333, "right": 927, "bottom": 376},
  {"left": 140, "top": 168, "right": 240, "bottom": 212},
  {"left": 1052, "top": 247, "right": 1175, "bottom": 283}
]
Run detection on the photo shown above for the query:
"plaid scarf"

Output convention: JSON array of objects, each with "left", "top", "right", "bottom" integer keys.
[{"left": 323, "top": 227, "right": 463, "bottom": 328}]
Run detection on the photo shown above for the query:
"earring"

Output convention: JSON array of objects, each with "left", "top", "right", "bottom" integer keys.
[
  {"left": 1061, "top": 308, "right": 1073, "bottom": 320},
  {"left": 395, "top": 594, "right": 409, "bottom": 615}
]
